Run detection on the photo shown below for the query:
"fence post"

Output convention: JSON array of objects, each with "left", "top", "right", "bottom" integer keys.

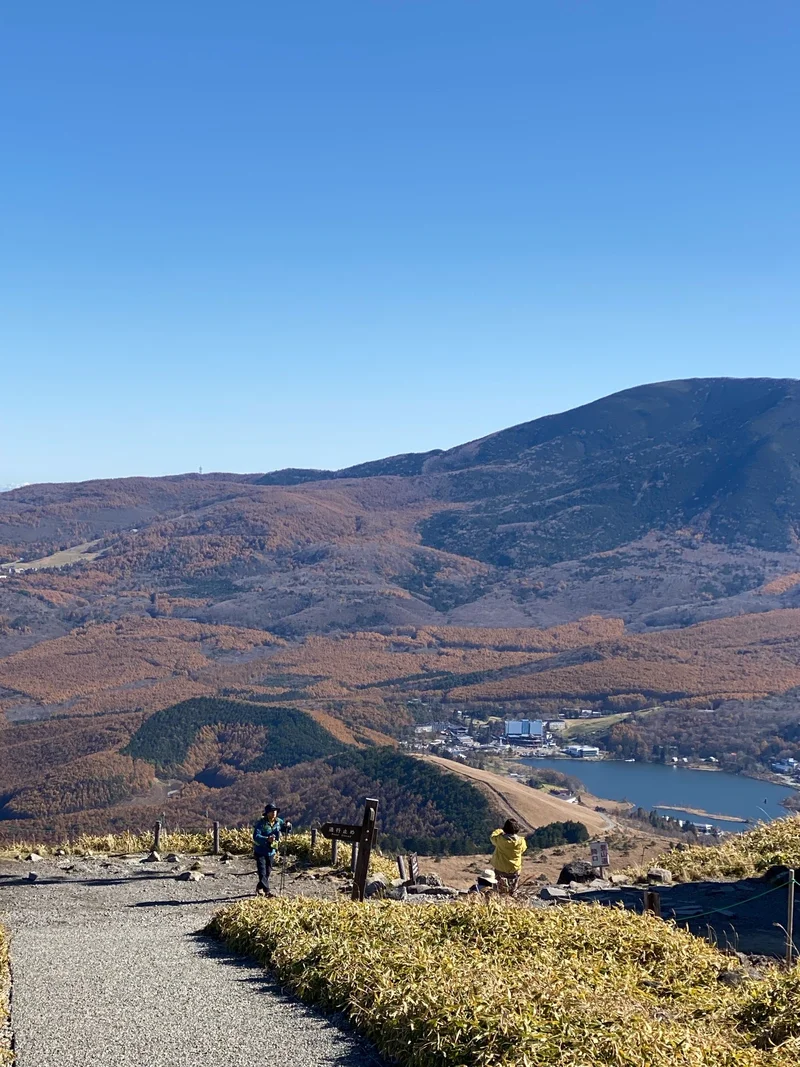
[
  {"left": 153, "top": 821, "right": 162, "bottom": 852},
  {"left": 351, "top": 842, "right": 359, "bottom": 873},
  {"left": 787, "top": 869, "right": 796, "bottom": 967},
  {"left": 643, "top": 889, "right": 661, "bottom": 918},
  {"left": 212, "top": 822, "right": 220, "bottom": 856},
  {"left": 397, "top": 855, "right": 409, "bottom": 883},
  {"left": 331, "top": 838, "right": 339, "bottom": 866},
  {"left": 311, "top": 828, "right": 318, "bottom": 852}
]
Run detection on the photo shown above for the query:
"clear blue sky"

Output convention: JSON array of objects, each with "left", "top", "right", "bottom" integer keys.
[{"left": 2, "top": 1, "right": 799, "bottom": 486}]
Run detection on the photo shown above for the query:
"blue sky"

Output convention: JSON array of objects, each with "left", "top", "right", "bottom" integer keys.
[{"left": 2, "top": 1, "right": 799, "bottom": 486}]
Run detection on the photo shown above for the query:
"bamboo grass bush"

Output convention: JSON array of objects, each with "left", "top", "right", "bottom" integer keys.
[
  {"left": 633, "top": 815, "right": 800, "bottom": 882},
  {"left": 207, "top": 896, "right": 799, "bottom": 1066},
  {"left": 0, "top": 828, "right": 396, "bottom": 876}
]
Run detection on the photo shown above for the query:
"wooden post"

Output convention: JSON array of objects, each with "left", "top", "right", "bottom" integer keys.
[
  {"left": 153, "top": 821, "right": 162, "bottom": 852},
  {"left": 331, "top": 838, "right": 339, "bottom": 866},
  {"left": 351, "top": 843, "right": 359, "bottom": 873},
  {"left": 351, "top": 797, "right": 379, "bottom": 902},
  {"left": 212, "top": 821, "right": 220, "bottom": 856},
  {"left": 643, "top": 889, "right": 661, "bottom": 918},
  {"left": 397, "top": 855, "right": 409, "bottom": 883},
  {"left": 787, "top": 868, "right": 796, "bottom": 967},
  {"left": 311, "top": 828, "right": 318, "bottom": 852}
]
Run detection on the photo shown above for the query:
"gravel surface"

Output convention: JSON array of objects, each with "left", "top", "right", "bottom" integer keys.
[{"left": 0, "top": 855, "right": 381, "bottom": 1066}]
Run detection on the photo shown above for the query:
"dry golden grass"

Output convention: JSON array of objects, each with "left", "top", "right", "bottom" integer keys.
[
  {"left": 0, "top": 828, "right": 396, "bottom": 877},
  {"left": 208, "top": 897, "right": 798, "bottom": 1066},
  {"left": 641, "top": 815, "right": 800, "bottom": 882}
]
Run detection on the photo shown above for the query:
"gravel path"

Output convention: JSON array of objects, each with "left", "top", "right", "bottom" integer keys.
[{"left": 0, "top": 855, "right": 380, "bottom": 1067}]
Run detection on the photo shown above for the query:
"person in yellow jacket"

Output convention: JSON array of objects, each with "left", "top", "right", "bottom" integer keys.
[{"left": 491, "top": 819, "right": 527, "bottom": 895}]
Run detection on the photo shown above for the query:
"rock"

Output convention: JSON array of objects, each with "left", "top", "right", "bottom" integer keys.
[
  {"left": 385, "top": 886, "right": 408, "bottom": 902},
  {"left": 27, "top": 852, "right": 43, "bottom": 863},
  {"left": 416, "top": 873, "right": 444, "bottom": 887},
  {"left": 610, "top": 874, "right": 629, "bottom": 886},
  {"left": 27, "top": 871, "right": 39, "bottom": 882},
  {"left": 176, "top": 870, "right": 204, "bottom": 881},
  {"left": 220, "top": 851, "right": 233, "bottom": 862},
  {"left": 717, "top": 969, "right": 749, "bottom": 988},
  {"left": 365, "top": 874, "right": 388, "bottom": 899},
  {"left": 165, "top": 853, "right": 181, "bottom": 863},
  {"left": 540, "top": 885, "right": 571, "bottom": 901},
  {"left": 587, "top": 878, "right": 611, "bottom": 890},
  {"left": 54, "top": 848, "right": 67, "bottom": 857},
  {"left": 557, "top": 860, "right": 594, "bottom": 885},
  {"left": 647, "top": 867, "right": 673, "bottom": 884},
  {"left": 142, "top": 851, "right": 161, "bottom": 863}
]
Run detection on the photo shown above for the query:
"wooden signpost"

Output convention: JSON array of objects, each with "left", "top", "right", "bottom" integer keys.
[{"left": 320, "top": 798, "right": 379, "bottom": 902}]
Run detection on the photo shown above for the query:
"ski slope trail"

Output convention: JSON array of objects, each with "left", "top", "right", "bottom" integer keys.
[{"left": 0, "top": 855, "right": 379, "bottom": 1067}]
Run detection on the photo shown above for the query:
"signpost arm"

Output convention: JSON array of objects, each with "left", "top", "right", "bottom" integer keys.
[{"left": 351, "top": 798, "right": 379, "bottom": 902}]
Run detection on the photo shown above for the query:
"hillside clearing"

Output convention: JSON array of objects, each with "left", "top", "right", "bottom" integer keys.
[{"left": 419, "top": 754, "right": 611, "bottom": 835}]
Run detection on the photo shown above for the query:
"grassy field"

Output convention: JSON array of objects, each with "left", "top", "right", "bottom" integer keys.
[
  {"left": 420, "top": 755, "right": 610, "bottom": 835},
  {"left": 0, "top": 538, "right": 104, "bottom": 572},
  {"left": 209, "top": 896, "right": 799, "bottom": 1066}
]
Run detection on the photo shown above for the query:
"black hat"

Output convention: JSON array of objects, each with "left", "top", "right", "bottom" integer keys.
[{"left": 263, "top": 803, "right": 279, "bottom": 814}]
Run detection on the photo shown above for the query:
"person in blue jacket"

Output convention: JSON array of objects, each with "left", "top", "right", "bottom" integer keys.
[{"left": 252, "top": 803, "right": 284, "bottom": 896}]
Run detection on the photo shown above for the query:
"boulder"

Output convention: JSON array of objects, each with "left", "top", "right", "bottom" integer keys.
[
  {"left": 647, "top": 867, "right": 673, "bottom": 884},
  {"left": 141, "top": 851, "right": 161, "bottom": 863},
  {"left": 609, "top": 873, "right": 629, "bottom": 886},
  {"left": 557, "top": 860, "right": 594, "bottom": 885},
  {"left": 27, "top": 871, "right": 39, "bottom": 883},
  {"left": 385, "top": 885, "right": 408, "bottom": 902},
  {"left": 365, "top": 874, "right": 389, "bottom": 899},
  {"left": 165, "top": 853, "right": 181, "bottom": 863},
  {"left": 540, "top": 885, "right": 571, "bottom": 901},
  {"left": 27, "top": 853, "right": 43, "bottom": 863}
]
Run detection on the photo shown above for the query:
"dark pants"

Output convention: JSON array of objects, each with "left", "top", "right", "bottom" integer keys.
[{"left": 255, "top": 853, "right": 274, "bottom": 893}]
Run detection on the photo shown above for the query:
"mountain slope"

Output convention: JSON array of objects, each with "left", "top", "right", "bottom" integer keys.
[{"left": 2, "top": 378, "right": 800, "bottom": 646}]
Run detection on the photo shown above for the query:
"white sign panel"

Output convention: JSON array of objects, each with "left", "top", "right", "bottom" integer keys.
[{"left": 590, "top": 840, "right": 610, "bottom": 868}]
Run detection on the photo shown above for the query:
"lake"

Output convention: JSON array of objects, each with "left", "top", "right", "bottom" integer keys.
[{"left": 520, "top": 757, "right": 797, "bottom": 832}]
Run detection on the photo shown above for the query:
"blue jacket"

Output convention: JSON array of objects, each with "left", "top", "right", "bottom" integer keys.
[{"left": 253, "top": 816, "right": 283, "bottom": 858}]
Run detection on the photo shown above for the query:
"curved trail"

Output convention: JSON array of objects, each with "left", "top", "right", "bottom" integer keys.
[{"left": 0, "top": 855, "right": 378, "bottom": 1067}]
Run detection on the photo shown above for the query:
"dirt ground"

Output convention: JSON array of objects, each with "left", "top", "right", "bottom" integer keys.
[{"left": 420, "top": 823, "right": 669, "bottom": 890}]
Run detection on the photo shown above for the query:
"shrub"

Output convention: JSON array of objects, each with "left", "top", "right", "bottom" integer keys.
[
  {"left": 208, "top": 897, "right": 795, "bottom": 1067},
  {"left": 643, "top": 815, "right": 800, "bottom": 881},
  {"left": 526, "top": 820, "right": 589, "bottom": 849}
]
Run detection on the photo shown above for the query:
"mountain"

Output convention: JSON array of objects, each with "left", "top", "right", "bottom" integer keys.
[
  {"left": 3, "top": 377, "right": 800, "bottom": 648},
  {"left": 4, "top": 377, "right": 800, "bottom": 840}
]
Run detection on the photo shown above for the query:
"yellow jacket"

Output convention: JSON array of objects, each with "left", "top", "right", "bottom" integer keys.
[{"left": 491, "top": 829, "right": 527, "bottom": 874}]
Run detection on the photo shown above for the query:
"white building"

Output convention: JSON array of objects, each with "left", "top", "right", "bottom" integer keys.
[{"left": 565, "top": 744, "right": 600, "bottom": 758}]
